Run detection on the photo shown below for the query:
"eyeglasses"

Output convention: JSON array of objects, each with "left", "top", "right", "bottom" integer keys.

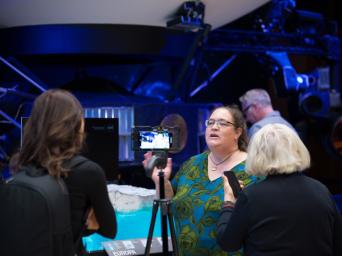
[
  {"left": 242, "top": 104, "right": 253, "bottom": 113},
  {"left": 205, "top": 119, "right": 235, "bottom": 128}
]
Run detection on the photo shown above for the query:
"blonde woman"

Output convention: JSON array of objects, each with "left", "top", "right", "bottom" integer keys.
[{"left": 217, "top": 123, "right": 342, "bottom": 256}]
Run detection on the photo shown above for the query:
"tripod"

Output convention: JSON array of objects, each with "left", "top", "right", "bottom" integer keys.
[{"left": 145, "top": 169, "right": 179, "bottom": 256}]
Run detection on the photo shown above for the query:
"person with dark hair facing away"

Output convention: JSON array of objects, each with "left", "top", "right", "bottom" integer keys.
[
  {"left": 6, "top": 89, "right": 117, "bottom": 255},
  {"left": 217, "top": 123, "right": 342, "bottom": 256},
  {"left": 144, "top": 105, "right": 263, "bottom": 256},
  {"left": 239, "top": 88, "right": 295, "bottom": 138}
]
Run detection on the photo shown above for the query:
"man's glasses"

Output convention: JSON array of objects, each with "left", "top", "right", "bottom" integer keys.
[
  {"left": 205, "top": 119, "right": 235, "bottom": 128},
  {"left": 242, "top": 104, "right": 253, "bottom": 113}
]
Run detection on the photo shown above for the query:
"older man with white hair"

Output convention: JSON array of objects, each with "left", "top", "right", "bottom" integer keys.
[{"left": 239, "top": 88, "right": 295, "bottom": 137}]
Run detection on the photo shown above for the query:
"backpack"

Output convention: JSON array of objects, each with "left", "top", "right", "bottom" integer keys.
[{"left": 0, "top": 156, "right": 87, "bottom": 256}]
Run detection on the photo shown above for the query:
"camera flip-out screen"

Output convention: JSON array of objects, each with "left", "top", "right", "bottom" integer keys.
[
  {"left": 140, "top": 130, "right": 172, "bottom": 150},
  {"left": 132, "top": 126, "right": 179, "bottom": 151}
]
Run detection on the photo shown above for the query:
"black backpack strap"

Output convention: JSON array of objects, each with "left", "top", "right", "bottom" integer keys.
[{"left": 65, "top": 155, "right": 88, "bottom": 169}]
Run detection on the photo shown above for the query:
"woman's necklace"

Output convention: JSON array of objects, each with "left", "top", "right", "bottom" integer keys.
[{"left": 209, "top": 150, "right": 238, "bottom": 171}]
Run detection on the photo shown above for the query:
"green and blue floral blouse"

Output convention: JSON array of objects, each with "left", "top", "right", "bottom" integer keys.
[{"left": 171, "top": 151, "right": 261, "bottom": 256}]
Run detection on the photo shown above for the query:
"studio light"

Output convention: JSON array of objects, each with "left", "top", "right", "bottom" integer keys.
[
  {"left": 267, "top": 51, "right": 309, "bottom": 92},
  {"left": 298, "top": 67, "right": 333, "bottom": 118},
  {"left": 296, "top": 74, "right": 310, "bottom": 89},
  {"left": 299, "top": 89, "right": 330, "bottom": 118},
  {"left": 266, "top": 51, "right": 335, "bottom": 118},
  {"left": 166, "top": 1, "right": 205, "bottom": 31}
]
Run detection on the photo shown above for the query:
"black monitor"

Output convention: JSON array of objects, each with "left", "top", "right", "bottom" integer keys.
[
  {"left": 83, "top": 118, "right": 119, "bottom": 181},
  {"left": 21, "top": 117, "right": 119, "bottom": 181}
]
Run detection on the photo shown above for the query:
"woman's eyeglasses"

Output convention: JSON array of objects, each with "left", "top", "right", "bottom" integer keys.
[{"left": 205, "top": 119, "right": 235, "bottom": 128}]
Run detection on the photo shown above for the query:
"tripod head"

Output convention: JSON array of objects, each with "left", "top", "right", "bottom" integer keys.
[
  {"left": 145, "top": 150, "right": 168, "bottom": 178},
  {"left": 145, "top": 150, "right": 168, "bottom": 199}
]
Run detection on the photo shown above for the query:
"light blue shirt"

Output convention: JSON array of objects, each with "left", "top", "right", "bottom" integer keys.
[{"left": 248, "top": 111, "right": 296, "bottom": 138}]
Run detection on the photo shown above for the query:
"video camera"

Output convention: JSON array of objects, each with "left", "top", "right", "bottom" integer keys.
[
  {"left": 132, "top": 126, "right": 180, "bottom": 176},
  {"left": 132, "top": 126, "right": 180, "bottom": 152}
]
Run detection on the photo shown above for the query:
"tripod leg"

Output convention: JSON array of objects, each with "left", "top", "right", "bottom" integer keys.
[
  {"left": 158, "top": 169, "right": 170, "bottom": 255},
  {"left": 167, "top": 202, "right": 179, "bottom": 256},
  {"left": 161, "top": 203, "right": 169, "bottom": 255},
  {"left": 145, "top": 200, "right": 159, "bottom": 256}
]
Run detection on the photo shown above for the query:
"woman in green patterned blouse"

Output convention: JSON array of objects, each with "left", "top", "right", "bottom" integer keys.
[{"left": 143, "top": 105, "right": 261, "bottom": 256}]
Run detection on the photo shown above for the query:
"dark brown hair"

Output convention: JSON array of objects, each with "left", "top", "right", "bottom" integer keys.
[
  {"left": 212, "top": 105, "right": 248, "bottom": 151},
  {"left": 18, "top": 89, "right": 84, "bottom": 177}
]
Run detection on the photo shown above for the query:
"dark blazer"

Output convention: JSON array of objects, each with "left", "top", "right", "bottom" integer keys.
[{"left": 217, "top": 172, "right": 342, "bottom": 256}]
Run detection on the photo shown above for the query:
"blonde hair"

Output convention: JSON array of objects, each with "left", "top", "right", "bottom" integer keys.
[{"left": 246, "top": 124, "right": 310, "bottom": 176}]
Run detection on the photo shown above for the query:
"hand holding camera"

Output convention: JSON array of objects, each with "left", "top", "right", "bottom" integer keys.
[{"left": 142, "top": 151, "right": 172, "bottom": 183}]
